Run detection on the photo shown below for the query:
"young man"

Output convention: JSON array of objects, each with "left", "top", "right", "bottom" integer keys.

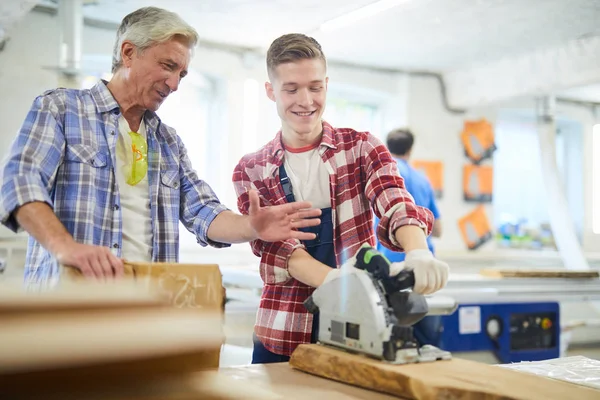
[
  {"left": 232, "top": 33, "right": 450, "bottom": 363},
  {"left": 376, "top": 129, "right": 442, "bottom": 262},
  {"left": 0, "top": 8, "right": 320, "bottom": 285}
]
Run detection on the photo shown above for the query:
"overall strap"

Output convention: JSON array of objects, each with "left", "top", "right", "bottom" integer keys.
[{"left": 279, "top": 164, "right": 295, "bottom": 203}]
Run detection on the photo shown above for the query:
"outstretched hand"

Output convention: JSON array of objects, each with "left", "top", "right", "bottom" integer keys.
[{"left": 247, "top": 189, "right": 322, "bottom": 242}]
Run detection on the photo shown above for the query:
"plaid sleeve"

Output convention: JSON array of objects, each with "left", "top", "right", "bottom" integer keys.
[
  {"left": 177, "top": 136, "right": 230, "bottom": 248},
  {"left": 0, "top": 94, "right": 66, "bottom": 232},
  {"left": 362, "top": 133, "right": 434, "bottom": 252},
  {"left": 232, "top": 160, "right": 304, "bottom": 285}
]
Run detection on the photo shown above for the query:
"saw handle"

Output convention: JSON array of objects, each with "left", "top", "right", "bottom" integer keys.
[
  {"left": 393, "top": 268, "right": 416, "bottom": 291},
  {"left": 354, "top": 246, "right": 416, "bottom": 292}
]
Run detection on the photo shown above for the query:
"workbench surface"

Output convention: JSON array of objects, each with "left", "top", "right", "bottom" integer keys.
[{"left": 219, "top": 362, "right": 398, "bottom": 399}]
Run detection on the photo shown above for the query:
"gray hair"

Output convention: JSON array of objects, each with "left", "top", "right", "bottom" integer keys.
[{"left": 111, "top": 7, "right": 199, "bottom": 73}]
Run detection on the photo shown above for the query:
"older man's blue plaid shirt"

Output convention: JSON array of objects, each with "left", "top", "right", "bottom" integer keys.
[{"left": 0, "top": 81, "right": 229, "bottom": 284}]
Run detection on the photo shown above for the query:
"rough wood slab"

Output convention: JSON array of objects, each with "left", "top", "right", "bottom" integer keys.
[
  {"left": 289, "top": 344, "right": 600, "bottom": 400},
  {"left": 480, "top": 269, "right": 600, "bottom": 279}
]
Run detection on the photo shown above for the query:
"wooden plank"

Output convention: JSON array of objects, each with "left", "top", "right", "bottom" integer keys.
[
  {"left": 289, "top": 344, "right": 600, "bottom": 399},
  {"left": 0, "top": 280, "right": 164, "bottom": 313},
  {"left": 480, "top": 269, "right": 600, "bottom": 279},
  {"left": 0, "top": 308, "right": 223, "bottom": 376},
  {"left": 5, "top": 371, "right": 286, "bottom": 400}
]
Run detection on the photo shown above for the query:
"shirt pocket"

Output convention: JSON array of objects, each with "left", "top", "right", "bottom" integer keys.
[
  {"left": 60, "top": 144, "right": 109, "bottom": 202},
  {"left": 160, "top": 169, "right": 180, "bottom": 190},
  {"left": 64, "top": 144, "right": 107, "bottom": 168}
]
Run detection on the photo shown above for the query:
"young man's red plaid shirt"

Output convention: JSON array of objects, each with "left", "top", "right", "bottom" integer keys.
[{"left": 232, "top": 121, "right": 434, "bottom": 356}]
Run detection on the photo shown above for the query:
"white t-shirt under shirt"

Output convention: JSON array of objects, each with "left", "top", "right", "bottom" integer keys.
[
  {"left": 283, "top": 142, "right": 331, "bottom": 209},
  {"left": 115, "top": 115, "right": 153, "bottom": 262}
]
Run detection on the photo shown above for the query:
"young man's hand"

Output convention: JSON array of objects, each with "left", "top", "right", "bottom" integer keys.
[
  {"left": 247, "top": 190, "right": 321, "bottom": 242},
  {"left": 391, "top": 249, "right": 449, "bottom": 294}
]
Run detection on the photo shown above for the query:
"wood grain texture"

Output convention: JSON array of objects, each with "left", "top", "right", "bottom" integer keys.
[
  {"left": 479, "top": 269, "right": 600, "bottom": 279},
  {"left": 289, "top": 344, "right": 600, "bottom": 400}
]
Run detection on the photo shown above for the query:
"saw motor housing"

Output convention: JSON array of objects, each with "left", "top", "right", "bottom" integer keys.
[{"left": 304, "top": 245, "right": 450, "bottom": 364}]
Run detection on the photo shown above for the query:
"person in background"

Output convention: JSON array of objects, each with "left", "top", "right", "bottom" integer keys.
[
  {"left": 232, "top": 33, "right": 449, "bottom": 364},
  {"left": 376, "top": 128, "right": 443, "bottom": 346},
  {"left": 376, "top": 128, "right": 442, "bottom": 261},
  {"left": 0, "top": 7, "right": 321, "bottom": 284}
]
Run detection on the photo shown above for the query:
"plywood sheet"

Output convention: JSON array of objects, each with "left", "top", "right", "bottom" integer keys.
[{"left": 289, "top": 344, "right": 600, "bottom": 399}]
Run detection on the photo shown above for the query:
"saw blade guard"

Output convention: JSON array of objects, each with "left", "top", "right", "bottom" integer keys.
[{"left": 309, "top": 268, "right": 392, "bottom": 359}]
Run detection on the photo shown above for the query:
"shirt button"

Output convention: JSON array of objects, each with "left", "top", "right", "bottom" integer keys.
[
  {"left": 173, "top": 183, "right": 179, "bottom": 188},
  {"left": 114, "top": 205, "right": 120, "bottom": 210},
  {"left": 111, "top": 130, "right": 116, "bottom": 136},
  {"left": 113, "top": 243, "right": 119, "bottom": 249}
]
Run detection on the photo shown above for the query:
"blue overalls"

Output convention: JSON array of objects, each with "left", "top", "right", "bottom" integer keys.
[{"left": 251, "top": 164, "right": 336, "bottom": 364}]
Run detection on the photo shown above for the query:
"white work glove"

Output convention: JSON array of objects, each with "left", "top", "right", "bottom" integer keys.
[{"left": 390, "top": 249, "right": 449, "bottom": 295}]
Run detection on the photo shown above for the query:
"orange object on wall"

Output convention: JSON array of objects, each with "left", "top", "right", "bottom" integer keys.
[
  {"left": 458, "top": 205, "right": 492, "bottom": 250},
  {"left": 412, "top": 160, "right": 444, "bottom": 198},
  {"left": 463, "top": 164, "right": 493, "bottom": 202},
  {"left": 460, "top": 119, "right": 497, "bottom": 164}
]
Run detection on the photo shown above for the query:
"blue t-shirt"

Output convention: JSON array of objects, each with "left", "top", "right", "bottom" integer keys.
[{"left": 376, "top": 158, "right": 440, "bottom": 262}]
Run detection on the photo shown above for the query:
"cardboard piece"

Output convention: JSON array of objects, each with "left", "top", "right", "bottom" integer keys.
[
  {"left": 289, "top": 344, "right": 600, "bottom": 399},
  {"left": 63, "top": 261, "right": 226, "bottom": 368}
]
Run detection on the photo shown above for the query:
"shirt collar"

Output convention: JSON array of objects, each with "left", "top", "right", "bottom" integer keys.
[
  {"left": 90, "top": 80, "right": 162, "bottom": 133},
  {"left": 271, "top": 120, "right": 338, "bottom": 163}
]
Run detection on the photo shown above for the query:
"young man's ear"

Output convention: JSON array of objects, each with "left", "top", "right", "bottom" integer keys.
[
  {"left": 265, "top": 81, "right": 276, "bottom": 102},
  {"left": 325, "top": 77, "right": 329, "bottom": 90}
]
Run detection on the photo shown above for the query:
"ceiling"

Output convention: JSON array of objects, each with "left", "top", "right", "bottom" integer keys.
[
  {"left": 558, "top": 83, "right": 600, "bottom": 103},
  {"left": 40, "top": 0, "right": 600, "bottom": 73}
]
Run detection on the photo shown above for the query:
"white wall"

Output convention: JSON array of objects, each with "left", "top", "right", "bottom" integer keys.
[{"left": 406, "top": 75, "right": 496, "bottom": 253}]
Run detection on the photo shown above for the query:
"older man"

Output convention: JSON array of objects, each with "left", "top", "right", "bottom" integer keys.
[{"left": 0, "top": 7, "right": 320, "bottom": 283}]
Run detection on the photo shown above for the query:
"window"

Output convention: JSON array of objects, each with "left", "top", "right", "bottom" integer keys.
[
  {"left": 493, "top": 114, "right": 584, "bottom": 243},
  {"left": 593, "top": 124, "right": 600, "bottom": 234},
  {"left": 241, "top": 78, "right": 260, "bottom": 154},
  {"left": 156, "top": 70, "right": 214, "bottom": 178},
  {"left": 155, "top": 71, "right": 216, "bottom": 251}
]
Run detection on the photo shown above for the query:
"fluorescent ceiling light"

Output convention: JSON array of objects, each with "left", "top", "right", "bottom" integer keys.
[{"left": 320, "top": 0, "right": 410, "bottom": 32}]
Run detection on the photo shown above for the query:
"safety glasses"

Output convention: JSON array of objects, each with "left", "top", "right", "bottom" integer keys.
[{"left": 126, "top": 131, "right": 148, "bottom": 186}]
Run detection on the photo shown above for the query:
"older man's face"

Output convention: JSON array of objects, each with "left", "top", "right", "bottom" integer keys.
[{"left": 126, "top": 36, "right": 191, "bottom": 112}]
